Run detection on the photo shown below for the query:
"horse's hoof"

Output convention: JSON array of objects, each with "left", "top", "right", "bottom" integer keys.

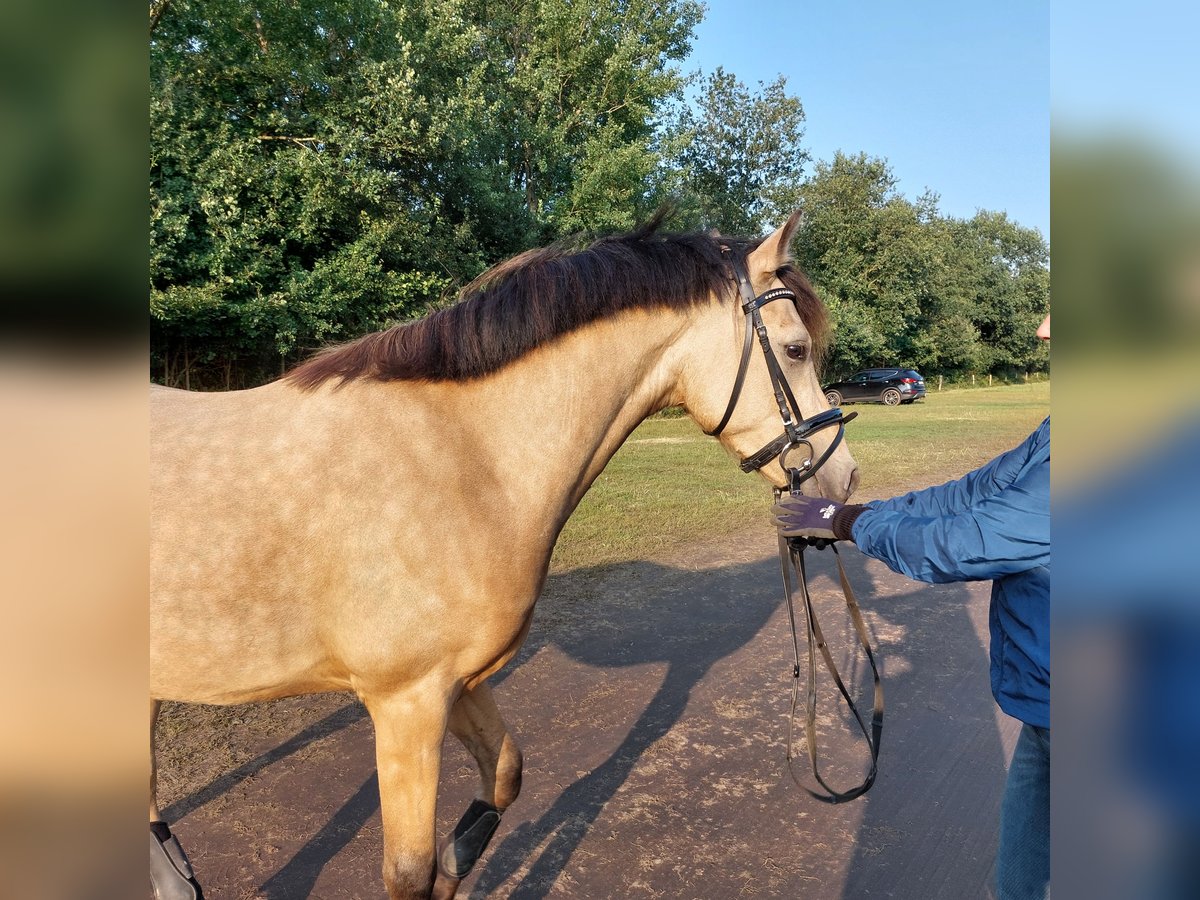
[{"left": 150, "top": 822, "right": 204, "bottom": 900}]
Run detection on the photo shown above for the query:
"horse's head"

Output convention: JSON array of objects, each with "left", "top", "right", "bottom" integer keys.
[{"left": 685, "top": 213, "right": 860, "bottom": 501}]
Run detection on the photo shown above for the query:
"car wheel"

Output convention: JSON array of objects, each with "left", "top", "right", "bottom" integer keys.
[
  {"left": 825, "top": 390, "right": 842, "bottom": 407},
  {"left": 882, "top": 388, "right": 902, "bottom": 406}
]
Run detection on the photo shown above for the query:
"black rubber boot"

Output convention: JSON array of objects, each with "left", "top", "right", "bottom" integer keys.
[
  {"left": 437, "top": 799, "right": 503, "bottom": 879},
  {"left": 150, "top": 821, "right": 204, "bottom": 900}
]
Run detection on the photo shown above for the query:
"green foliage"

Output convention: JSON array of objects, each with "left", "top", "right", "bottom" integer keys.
[
  {"left": 150, "top": 0, "right": 1048, "bottom": 390},
  {"left": 664, "top": 68, "right": 809, "bottom": 235},
  {"left": 151, "top": 0, "right": 700, "bottom": 386},
  {"left": 794, "top": 152, "right": 1049, "bottom": 380},
  {"left": 151, "top": 0, "right": 473, "bottom": 384},
  {"left": 950, "top": 210, "right": 1051, "bottom": 377},
  {"left": 481, "top": 0, "right": 702, "bottom": 235}
]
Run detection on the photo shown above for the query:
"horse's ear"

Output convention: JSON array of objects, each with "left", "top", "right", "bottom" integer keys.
[{"left": 747, "top": 210, "right": 803, "bottom": 287}]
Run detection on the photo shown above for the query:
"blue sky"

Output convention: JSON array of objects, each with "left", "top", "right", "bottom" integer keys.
[{"left": 683, "top": 1, "right": 1049, "bottom": 240}]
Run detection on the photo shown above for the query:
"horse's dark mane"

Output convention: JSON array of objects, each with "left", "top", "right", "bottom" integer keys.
[{"left": 286, "top": 216, "right": 828, "bottom": 389}]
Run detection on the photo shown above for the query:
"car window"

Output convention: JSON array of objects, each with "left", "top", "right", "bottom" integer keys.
[{"left": 850, "top": 373, "right": 868, "bottom": 383}]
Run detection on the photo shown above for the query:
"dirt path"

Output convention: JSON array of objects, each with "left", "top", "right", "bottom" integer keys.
[{"left": 156, "top": 523, "right": 1018, "bottom": 899}]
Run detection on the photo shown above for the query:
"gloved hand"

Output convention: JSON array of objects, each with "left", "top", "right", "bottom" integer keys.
[{"left": 773, "top": 494, "right": 866, "bottom": 542}]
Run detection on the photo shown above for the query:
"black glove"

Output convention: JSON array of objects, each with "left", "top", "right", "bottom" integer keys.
[{"left": 773, "top": 494, "right": 866, "bottom": 542}]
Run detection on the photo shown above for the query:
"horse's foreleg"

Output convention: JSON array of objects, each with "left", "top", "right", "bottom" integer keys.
[
  {"left": 365, "top": 684, "right": 453, "bottom": 900},
  {"left": 150, "top": 698, "right": 205, "bottom": 899},
  {"left": 433, "top": 682, "right": 523, "bottom": 899}
]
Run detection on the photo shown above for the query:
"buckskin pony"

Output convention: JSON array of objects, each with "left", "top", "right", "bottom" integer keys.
[{"left": 150, "top": 212, "right": 859, "bottom": 899}]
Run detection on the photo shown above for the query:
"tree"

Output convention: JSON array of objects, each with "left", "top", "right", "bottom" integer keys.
[
  {"left": 945, "top": 211, "right": 1049, "bottom": 376},
  {"left": 150, "top": 1, "right": 1047, "bottom": 389},
  {"left": 793, "top": 152, "right": 918, "bottom": 374},
  {"left": 465, "top": 0, "right": 702, "bottom": 237},
  {"left": 150, "top": 0, "right": 702, "bottom": 387},
  {"left": 793, "top": 152, "right": 1048, "bottom": 379},
  {"left": 665, "top": 68, "right": 809, "bottom": 235},
  {"left": 152, "top": 0, "right": 478, "bottom": 384}
]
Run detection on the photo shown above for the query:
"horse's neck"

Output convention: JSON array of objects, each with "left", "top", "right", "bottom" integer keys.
[{"left": 470, "top": 310, "right": 688, "bottom": 533}]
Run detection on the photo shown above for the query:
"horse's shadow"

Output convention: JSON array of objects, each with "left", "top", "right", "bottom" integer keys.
[
  {"left": 469, "top": 555, "right": 784, "bottom": 898},
  {"left": 470, "top": 549, "right": 1011, "bottom": 900}
]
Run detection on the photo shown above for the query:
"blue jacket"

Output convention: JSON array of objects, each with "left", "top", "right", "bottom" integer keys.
[{"left": 851, "top": 418, "right": 1050, "bottom": 727}]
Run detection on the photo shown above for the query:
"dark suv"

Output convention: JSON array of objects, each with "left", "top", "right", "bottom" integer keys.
[{"left": 823, "top": 368, "right": 927, "bottom": 406}]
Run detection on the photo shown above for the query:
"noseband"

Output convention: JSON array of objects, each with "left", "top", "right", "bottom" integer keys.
[
  {"left": 707, "top": 255, "right": 883, "bottom": 804},
  {"left": 704, "top": 257, "right": 856, "bottom": 491}
]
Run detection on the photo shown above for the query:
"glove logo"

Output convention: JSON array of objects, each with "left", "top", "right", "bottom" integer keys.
[{"left": 820, "top": 504, "right": 836, "bottom": 519}]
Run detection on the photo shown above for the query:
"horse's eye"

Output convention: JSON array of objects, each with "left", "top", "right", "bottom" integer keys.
[{"left": 785, "top": 344, "right": 808, "bottom": 361}]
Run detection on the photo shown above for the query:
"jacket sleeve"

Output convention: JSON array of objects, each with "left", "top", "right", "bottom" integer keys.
[
  {"left": 851, "top": 437, "right": 1050, "bottom": 584},
  {"left": 867, "top": 419, "right": 1048, "bottom": 519}
]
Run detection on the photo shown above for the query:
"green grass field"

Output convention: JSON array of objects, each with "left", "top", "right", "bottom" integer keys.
[{"left": 550, "top": 382, "right": 1049, "bottom": 572}]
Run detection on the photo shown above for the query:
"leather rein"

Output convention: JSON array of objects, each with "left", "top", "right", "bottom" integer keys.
[{"left": 706, "top": 257, "right": 884, "bottom": 804}]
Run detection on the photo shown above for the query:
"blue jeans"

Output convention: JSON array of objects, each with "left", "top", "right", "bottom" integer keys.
[{"left": 997, "top": 723, "right": 1050, "bottom": 899}]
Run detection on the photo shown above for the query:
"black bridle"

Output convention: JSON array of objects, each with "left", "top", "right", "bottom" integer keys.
[
  {"left": 708, "top": 256, "right": 883, "bottom": 804},
  {"left": 704, "top": 258, "right": 856, "bottom": 487}
]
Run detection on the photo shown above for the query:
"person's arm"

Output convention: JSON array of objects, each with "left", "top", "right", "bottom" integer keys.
[
  {"left": 869, "top": 418, "right": 1049, "bottom": 519},
  {"left": 851, "top": 453, "right": 1049, "bottom": 583}
]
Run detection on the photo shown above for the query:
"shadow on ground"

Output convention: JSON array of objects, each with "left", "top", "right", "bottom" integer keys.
[{"left": 470, "top": 555, "right": 785, "bottom": 898}]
